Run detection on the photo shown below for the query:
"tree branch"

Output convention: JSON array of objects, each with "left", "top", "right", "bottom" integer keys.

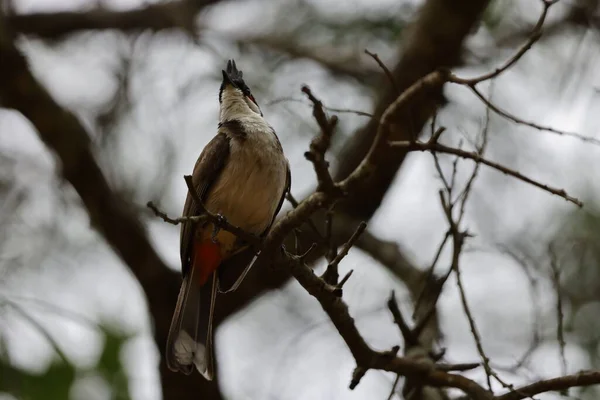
[
  {"left": 496, "top": 371, "right": 600, "bottom": 400},
  {"left": 0, "top": 11, "right": 226, "bottom": 400},
  {"left": 6, "top": 0, "right": 221, "bottom": 39},
  {"left": 390, "top": 139, "right": 583, "bottom": 207}
]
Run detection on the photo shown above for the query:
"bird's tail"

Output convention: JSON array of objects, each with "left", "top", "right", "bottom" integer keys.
[{"left": 166, "top": 246, "right": 220, "bottom": 380}]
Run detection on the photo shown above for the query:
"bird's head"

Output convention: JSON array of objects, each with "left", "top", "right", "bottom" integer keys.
[{"left": 219, "top": 60, "right": 262, "bottom": 119}]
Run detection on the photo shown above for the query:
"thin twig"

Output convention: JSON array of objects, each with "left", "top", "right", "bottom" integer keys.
[
  {"left": 286, "top": 191, "right": 326, "bottom": 244},
  {"left": 387, "top": 374, "right": 401, "bottom": 400},
  {"left": 433, "top": 152, "right": 452, "bottom": 194},
  {"left": 323, "top": 106, "right": 373, "bottom": 118},
  {"left": 325, "top": 210, "right": 337, "bottom": 262},
  {"left": 549, "top": 244, "right": 567, "bottom": 376},
  {"left": 413, "top": 230, "right": 451, "bottom": 317},
  {"left": 493, "top": 248, "right": 544, "bottom": 373},
  {"left": 437, "top": 363, "right": 481, "bottom": 372},
  {"left": 390, "top": 140, "right": 583, "bottom": 207},
  {"left": 323, "top": 221, "right": 366, "bottom": 284},
  {"left": 302, "top": 85, "right": 339, "bottom": 194},
  {"left": 457, "top": 93, "right": 491, "bottom": 221},
  {"left": 328, "top": 221, "right": 367, "bottom": 269},
  {"left": 0, "top": 293, "right": 98, "bottom": 328},
  {"left": 6, "top": 299, "right": 71, "bottom": 364},
  {"left": 455, "top": 252, "right": 494, "bottom": 391},
  {"left": 337, "top": 269, "right": 354, "bottom": 289},
  {"left": 450, "top": 0, "right": 552, "bottom": 85},
  {"left": 465, "top": 85, "right": 600, "bottom": 146},
  {"left": 266, "top": 96, "right": 373, "bottom": 117},
  {"left": 496, "top": 370, "right": 600, "bottom": 400},
  {"left": 388, "top": 291, "right": 418, "bottom": 346},
  {"left": 365, "top": 49, "right": 399, "bottom": 94}
]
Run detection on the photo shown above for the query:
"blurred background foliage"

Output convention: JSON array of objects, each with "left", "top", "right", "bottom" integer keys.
[
  {"left": 1, "top": 0, "right": 600, "bottom": 399},
  {"left": 1, "top": 321, "right": 131, "bottom": 400}
]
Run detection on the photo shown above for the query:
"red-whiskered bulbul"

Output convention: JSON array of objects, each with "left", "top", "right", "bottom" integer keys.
[{"left": 165, "top": 60, "right": 290, "bottom": 379}]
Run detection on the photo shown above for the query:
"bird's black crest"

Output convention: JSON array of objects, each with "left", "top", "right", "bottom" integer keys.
[
  {"left": 226, "top": 60, "right": 244, "bottom": 84},
  {"left": 219, "top": 59, "right": 252, "bottom": 103}
]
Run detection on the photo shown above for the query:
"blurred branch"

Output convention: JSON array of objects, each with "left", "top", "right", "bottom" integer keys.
[
  {"left": 236, "top": 34, "right": 382, "bottom": 83},
  {"left": 4, "top": 298, "right": 71, "bottom": 364},
  {"left": 333, "top": 0, "right": 491, "bottom": 218},
  {"left": 494, "top": 0, "right": 600, "bottom": 48},
  {"left": 0, "top": 12, "right": 224, "bottom": 400},
  {"left": 432, "top": 119, "right": 530, "bottom": 397},
  {"left": 364, "top": 49, "right": 399, "bottom": 94},
  {"left": 6, "top": 0, "right": 222, "bottom": 39},
  {"left": 495, "top": 371, "right": 600, "bottom": 400},
  {"left": 267, "top": 96, "right": 373, "bottom": 117},
  {"left": 549, "top": 244, "right": 567, "bottom": 376},
  {"left": 390, "top": 137, "right": 583, "bottom": 207},
  {"left": 467, "top": 85, "right": 600, "bottom": 145}
]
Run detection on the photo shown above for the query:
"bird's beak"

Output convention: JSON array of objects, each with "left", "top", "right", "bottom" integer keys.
[{"left": 221, "top": 70, "right": 236, "bottom": 88}]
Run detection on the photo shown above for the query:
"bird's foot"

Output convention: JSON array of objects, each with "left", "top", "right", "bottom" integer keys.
[
  {"left": 215, "top": 213, "right": 228, "bottom": 226},
  {"left": 211, "top": 213, "right": 228, "bottom": 243}
]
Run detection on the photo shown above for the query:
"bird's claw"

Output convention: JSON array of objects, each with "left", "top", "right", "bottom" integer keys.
[
  {"left": 211, "top": 213, "right": 227, "bottom": 243},
  {"left": 216, "top": 213, "right": 227, "bottom": 226}
]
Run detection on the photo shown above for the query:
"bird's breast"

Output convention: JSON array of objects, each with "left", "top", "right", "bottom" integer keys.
[{"left": 204, "top": 134, "right": 287, "bottom": 236}]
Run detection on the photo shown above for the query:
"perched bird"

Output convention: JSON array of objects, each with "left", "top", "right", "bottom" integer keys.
[{"left": 166, "top": 60, "right": 290, "bottom": 379}]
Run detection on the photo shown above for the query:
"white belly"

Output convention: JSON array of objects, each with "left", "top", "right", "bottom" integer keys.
[{"left": 204, "top": 137, "right": 287, "bottom": 236}]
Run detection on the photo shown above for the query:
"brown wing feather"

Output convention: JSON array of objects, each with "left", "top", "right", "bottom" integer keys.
[{"left": 180, "top": 132, "right": 231, "bottom": 276}]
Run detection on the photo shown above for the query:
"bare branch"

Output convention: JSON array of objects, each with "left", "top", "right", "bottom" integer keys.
[
  {"left": 466, "top": 85, "right": 600, "bottom": 146},
  {"left": 236, "top": 34, "right": 381, "bottom": 83},
  {"left": 302, "top": 85, "right": 340, "bottom": 194},
  {"left": 279, "top": 248, "right": 492, "bottom": 400},
  {"left": 438, "top": 362, "right": 481, "bottom": 372},
  {"left": 285, "top": 191, "right": 326, "bottom": 243},
  {"left": 328, "top": 221, "right": 367, "bottom": 269},
  {"left": 390, "top": 139, "right": 583, "bottom": 207},
  {"left": 267, "top": 97, "right": 373, "bottom": 117},
  {"left": 388, "top": 291, "right": 418, "bottom": 346},
  {"left": 387, "top": 374, "right": 401, "bottom": 400},
  {"left": 340, "top": 70, "right": 449, "bottom": 193},
  {"left": 364, "top": 49, "right": 399, "bottom": 94},
  {"left": 450, "top": 0, "right": 553, "bottom": 85},
  {"left": 322, "top": 221, "right": 365, "bottom": 286},
  {"left": 549, "top": 244, "right": 567, "bottom": 376}
]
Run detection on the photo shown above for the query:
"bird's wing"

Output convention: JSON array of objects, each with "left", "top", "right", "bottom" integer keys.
[
  {"left": 180, "top": 132, "right": 231, "bottom": 276},
  {"left": 263, "top": 159, "right": 291, "bottom": 236}
]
